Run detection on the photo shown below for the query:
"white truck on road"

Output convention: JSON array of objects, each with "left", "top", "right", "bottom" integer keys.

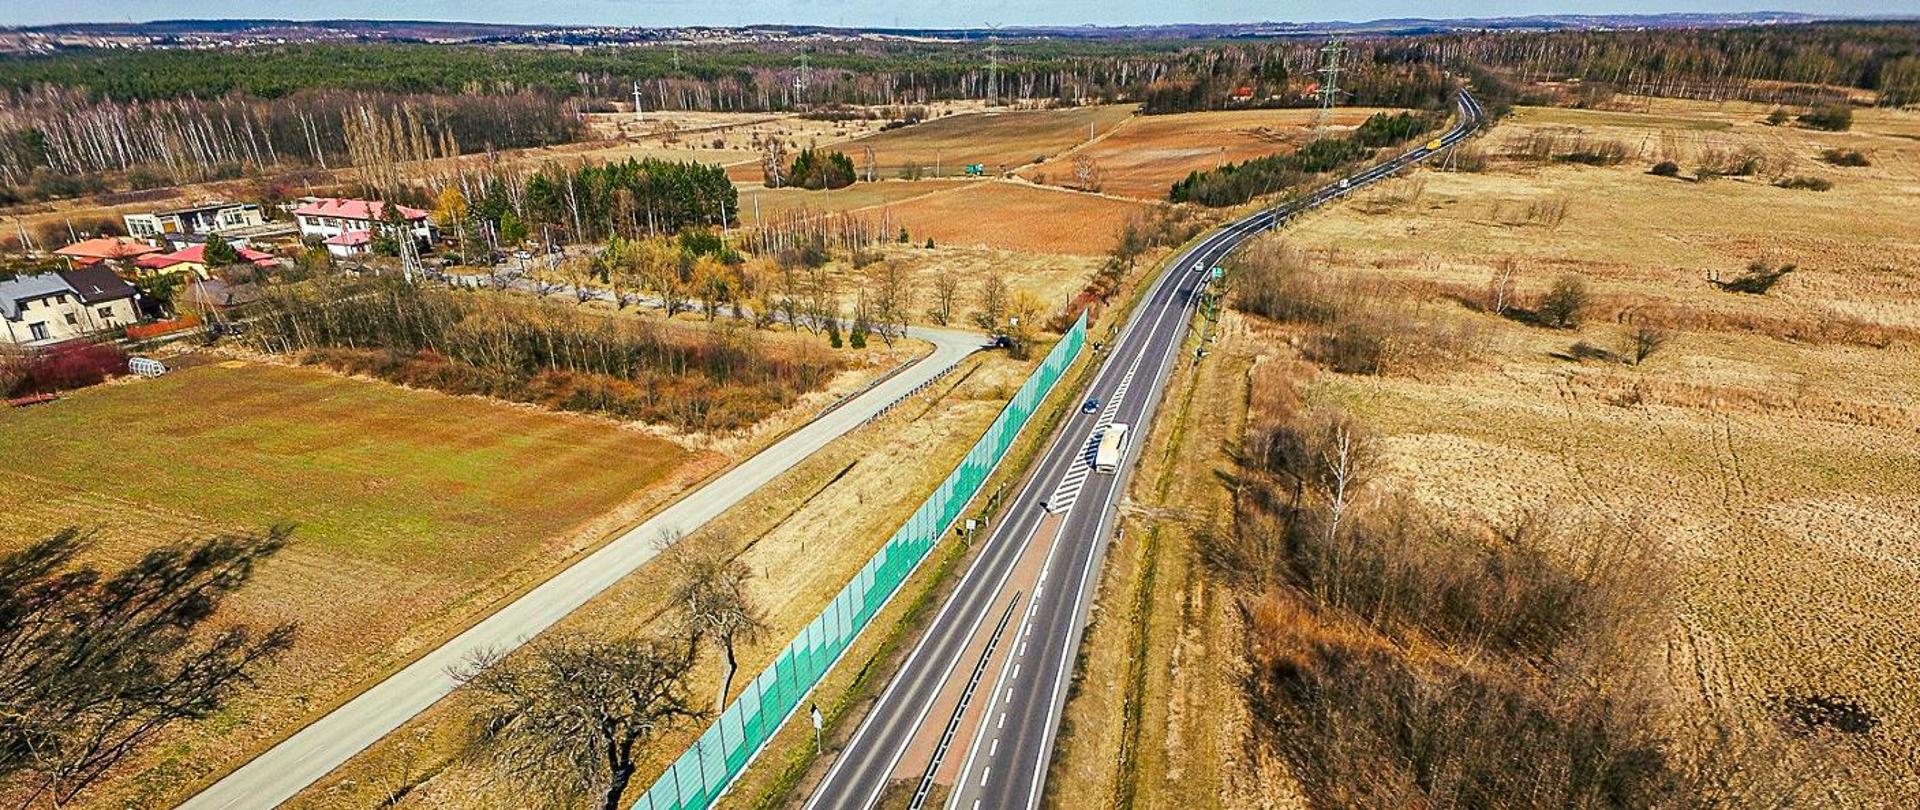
[{"left": 1094, "top": 423, "right": 1130, "bottom": 474}]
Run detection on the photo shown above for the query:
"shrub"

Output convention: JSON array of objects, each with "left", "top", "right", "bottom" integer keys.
[
  {"left": 1536, "top": 275, "right": 1589, "bottom": 329},
  {"left": 8, "top": 341, "right": 130, "bottom": 396},
  {"left": 1766, "top": 107, "right": 1792, "bottom": 126},
  {"left": 1819, "top": 148, "right": 1870, "bottom": 167},
  {"left": 1713, "top": 260, "right": 1795, "bottom": 295},
  {"left": 1556, "top": 138, "right": 1628, "bottom": 166},
  {"left": 1306, "top": 320, "right": 1386, "bottom": 375},
  {"left": 1696, "top": 147, "right": 1769, "bottom": 179},
  {"left": 1649, "top": 160, "right": 1681, "bottom": 177},
  {"left": 1797, "top": 104, "right": 1853, "bottom": 132},
  {"left": 1774, "top": 175, "right": 1833, "bottom": 191}
]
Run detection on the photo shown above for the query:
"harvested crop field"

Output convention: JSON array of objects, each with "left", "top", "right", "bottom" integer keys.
[
  {"left": 1262, "top": 97, "right": 1920, "bottom": 799},
  {"left": 883, "top": 180, "right": 1149, "bottom": 256},
  {"left": 1022, "top": 106, "right": 1402, "bottom": 199},
  {"left": 0, "top": 359, "right": 720, "bottom": 808}
]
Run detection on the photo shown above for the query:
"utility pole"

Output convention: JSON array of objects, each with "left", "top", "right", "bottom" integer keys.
[
  {"left": 631, "top": 80, "right": 645, "bottom": 123},
  {"left": 1315, "top": 38, "right": 1346, "bottom": 136}
]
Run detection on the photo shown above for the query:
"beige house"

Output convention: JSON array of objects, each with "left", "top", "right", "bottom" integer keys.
[{"left": 0, "top": 267, "right": 140, "bottom": 346}]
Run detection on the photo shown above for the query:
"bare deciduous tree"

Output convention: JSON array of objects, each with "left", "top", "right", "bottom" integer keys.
[
  {"left": 867, "top": 261, "right": 916, "bottom": 346},
  {"left": 973, "top": 272, "right": 1009, "bottom": 334},
  {"left": 457, "top": 634, "right": 701, "bottom": 810},
  {"left": 1486, "top": 257, "right": 1519, "bottom": 316},
  {"left": 928, "top": 266, "right": 960, "bottom": 326},
  {"left": 665, "top": 543, "right": 768, "bottom": 715},
  {"left": 1072, "top": 154, "right": 1102, "bottom": 192}
]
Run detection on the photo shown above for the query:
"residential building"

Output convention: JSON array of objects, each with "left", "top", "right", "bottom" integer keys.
[
  {"left": 52, "top": 237, "right": 161, "bottom": 270},
  {"left": 123, "top": 201, "right": 265, "bottom": 240},
  {"left": 293, "top": 197, "right": 435, "bottom": 257},
  {"left": 132, "top": 242, "right": 279, "bottom": 281},
  {"left": 0, "top": 267, "right": 140, "bottom": 346}
]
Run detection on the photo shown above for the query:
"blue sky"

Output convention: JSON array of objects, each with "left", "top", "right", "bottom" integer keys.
[{"left": 10, "top": 1, "right": 1915, "bottom": 29}]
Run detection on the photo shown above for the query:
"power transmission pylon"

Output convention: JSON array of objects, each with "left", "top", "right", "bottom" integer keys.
[
  {"left": 983, "top": 23, "right": 1002, "bottom": 107},
  {"left": 1314, "top": 38, "right": 1346, "bottom": 135},
  {"left": 794, "top": 52, "right": 813, "bottom": 95}
]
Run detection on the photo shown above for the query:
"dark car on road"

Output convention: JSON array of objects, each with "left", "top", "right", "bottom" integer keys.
[{"left": 1081, "top": 397, "right": 1100, "bottom": 415}]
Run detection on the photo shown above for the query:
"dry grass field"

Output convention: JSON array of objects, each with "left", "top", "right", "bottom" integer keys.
[
  {"left": 792, "top": 104, "right": 1137, "bottom": 182},
  {"left": 1251, "top": 96, "right": 1920, "bottom": 800},
  {"left": 283, "top": 349, "right": 1040, "bottom": 808},
  {"left": 883, "top": 180, "right": 1151, "bottom": 256},
  {"left": 1051, "top": 94, "right": 1920, "bottom": 808},
  {"left": 1021, "top": 106, "right": 1402, "bottom": 199},
  {"left": 736, "top": 178, "right": 969, "bottom": 224},
  {"left": 0, "top": 359, "right": 718, "bottom": 808}
]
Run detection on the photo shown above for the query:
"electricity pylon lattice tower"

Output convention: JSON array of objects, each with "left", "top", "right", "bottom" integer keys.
[
  {"left": 794, "top": 52, "right": 813, "bottom": 95},
  {"left": 1315, "top": 38, "right": 1346, "bottom": 135},
  {"left": 983, "top": 23, "right": 1002, "bottom": 107}
]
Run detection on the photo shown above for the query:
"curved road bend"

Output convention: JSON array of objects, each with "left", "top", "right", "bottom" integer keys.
[
  {"left": 806, "top": 89, "right": 1483, "bottom": 810},
  {"left": 178, "top": 326, "right": 985, "bottom": 810}
]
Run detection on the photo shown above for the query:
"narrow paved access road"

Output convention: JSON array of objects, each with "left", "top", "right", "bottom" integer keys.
[
  {"left": 178, "top": 327, "right": 985, "bottom": 810},
  {"left": 805, "top": 89, "right": 1484, "bottom": 810}
]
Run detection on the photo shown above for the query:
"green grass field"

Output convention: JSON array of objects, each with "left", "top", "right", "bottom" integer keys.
[{"left": 0, "top": 358, "right": 709, "bottom": 808}]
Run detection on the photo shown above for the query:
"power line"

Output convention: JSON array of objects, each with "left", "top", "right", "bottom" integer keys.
[{"left": 1315, "top": 38, "right": 1346, "bottom": 136}]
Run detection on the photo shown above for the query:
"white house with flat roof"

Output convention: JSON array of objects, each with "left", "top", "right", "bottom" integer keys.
[{"left": 124, "top": 201, "right": 265, "bottom": 240}]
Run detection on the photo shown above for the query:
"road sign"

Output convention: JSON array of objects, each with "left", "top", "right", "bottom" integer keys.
[{"left": 1211, "top": 266, "right": 1224, "bottom": 279}]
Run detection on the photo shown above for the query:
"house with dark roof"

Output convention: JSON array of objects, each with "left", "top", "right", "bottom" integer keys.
[{"left": 0, "top": 268, "right": 140, "bottom": 345}]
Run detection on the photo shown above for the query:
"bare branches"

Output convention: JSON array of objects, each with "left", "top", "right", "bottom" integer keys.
[
  {"left": 457, "top": 634, "right": 701, "bottom": 810},
  {"left": 664, "top": 543, "right": 768, "bottom": 715}
]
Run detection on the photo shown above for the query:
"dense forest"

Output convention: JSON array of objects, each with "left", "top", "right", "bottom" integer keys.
[
  {"left": 0, "top": 22, "right": 1913, "bottom": 206},
  {"left": 1, "top": 23, "right": 1911, "bottom": 111}
]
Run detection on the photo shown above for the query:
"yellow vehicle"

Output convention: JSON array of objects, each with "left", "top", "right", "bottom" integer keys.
[{"left": 1426, "top": 138, "right": 1445, "bottom": 150}]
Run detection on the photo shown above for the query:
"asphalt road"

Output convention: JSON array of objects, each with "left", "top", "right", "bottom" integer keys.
[
  {"left": 177, "top": 325, "right": 985, "bottom": 810},
  {"left": 805, "top": 89, "right": 1484, "bottom": 810}
]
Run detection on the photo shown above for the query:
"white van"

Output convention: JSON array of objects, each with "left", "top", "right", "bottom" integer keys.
[{"left": 1094, "top": 423, "right": 1130, "bottom": 474}]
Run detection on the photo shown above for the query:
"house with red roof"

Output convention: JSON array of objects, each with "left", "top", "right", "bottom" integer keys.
[
  {"left": 53, "top": 237, "right": 161, "bottom": 270},
  {"left": 293, "top": 197, "right": 435, "bottom": 257},
  {"left": 132, "top": 243, "right": 279, "bottom": 281}
]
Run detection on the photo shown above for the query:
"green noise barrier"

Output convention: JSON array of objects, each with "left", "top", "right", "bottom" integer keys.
[{"left": 633, "top": 312, "right": 1088, "bottom": 810}]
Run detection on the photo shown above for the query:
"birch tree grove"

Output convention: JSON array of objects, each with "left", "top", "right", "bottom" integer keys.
[{"left": 0, "top": 88, "right": 578, "bottom": 193}]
